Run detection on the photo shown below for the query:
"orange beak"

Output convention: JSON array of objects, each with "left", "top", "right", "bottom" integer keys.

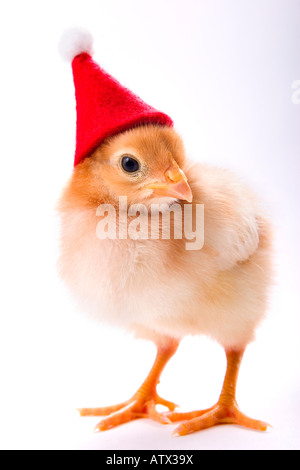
[{"left": 144, "top": 162, "right": 193, "bottom": 203}]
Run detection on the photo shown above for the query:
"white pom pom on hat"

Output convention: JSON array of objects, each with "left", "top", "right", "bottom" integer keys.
[{"left": 59, "top": 27, "right": 94, "bottom": 62}]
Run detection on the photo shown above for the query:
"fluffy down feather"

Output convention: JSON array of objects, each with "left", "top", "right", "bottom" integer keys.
[{"left": 58, "top": 125, "right": 273, "bottom": 351}]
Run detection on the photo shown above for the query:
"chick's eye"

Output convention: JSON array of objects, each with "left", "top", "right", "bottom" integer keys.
[{"left": 121, "top": 155, "right": 140, "bottom": 173}]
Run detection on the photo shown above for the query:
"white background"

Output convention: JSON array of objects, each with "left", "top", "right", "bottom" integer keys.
[{"left": 0, "top": 0, "right": 299, "bottom": 450}]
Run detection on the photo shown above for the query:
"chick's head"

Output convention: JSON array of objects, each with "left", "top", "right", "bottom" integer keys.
[{"left": 63, "top": 125, "right": 192, "bottom": 209}]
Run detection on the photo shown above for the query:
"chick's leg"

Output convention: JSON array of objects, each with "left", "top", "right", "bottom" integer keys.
[
  {"left": 166, "top": 349, "right": 270, "bottom": 436},
  {"left": 78, "top": 339, "right": 179, "bottom": 432}
]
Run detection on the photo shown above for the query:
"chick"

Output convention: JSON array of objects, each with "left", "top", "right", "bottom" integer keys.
[{"left": 58, "top": 122, "right": 273, "bottom": 436}]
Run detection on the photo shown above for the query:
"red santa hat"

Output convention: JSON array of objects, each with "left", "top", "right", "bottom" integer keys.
[{"left": 59, "top": 28, "right": 174, "bottom": 166}]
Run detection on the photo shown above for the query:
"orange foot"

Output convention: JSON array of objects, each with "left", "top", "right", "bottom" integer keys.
[
  {"left": 165, "top": 401, "right": 269, "bottom": 436},
  {"left": 79, "top": 393, "right": 177, "bottom": 432},
  {"left": 78, "top": 339, "right": 180, "bottom": 433},
  {"left": 165, "top": 349, "right": 270, "bottom": 436}
]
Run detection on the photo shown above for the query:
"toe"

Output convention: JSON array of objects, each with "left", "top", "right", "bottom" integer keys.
[
  {"left": 145, "top": 402, "right": 172, "bottom": 424},
  {"left": 173, "top": 408, "right": 220, "bottom": 436},
  {"left": 156, "top": 395, "right": 178, "bottom": 412},
  {"left": 78, "top": 402, "right": 128, "bottom": 417},
  {"left": 172, "top": 403, "right": 271, "bottom": 436},
  {"left": 165, "top": 407, "right": 214, "bottom": 423},
  {"left": 234, "top": 409, "right": 270, "bottom": 431},
  {"left": 94, "top": 403, "right": 137, "bottom": 432}
]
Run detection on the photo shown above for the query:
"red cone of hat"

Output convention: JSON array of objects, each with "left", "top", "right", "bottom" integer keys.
[{"left": 60, "top": 29, "right": 173, "bottom": 166}]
